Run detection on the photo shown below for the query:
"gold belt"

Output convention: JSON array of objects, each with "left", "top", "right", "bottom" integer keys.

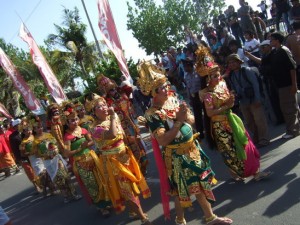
[
  {"left": 73, "top": 152, "right": 91, "bottom": 161},
  {"left": 211, "top": 114, "right": 227, "bottom": 122},
  {"left": 166, "top": 133, "right": 199, "bottom": 155},
  {"left": 165, "top": 133, "right": 199, "bottom": 176}
]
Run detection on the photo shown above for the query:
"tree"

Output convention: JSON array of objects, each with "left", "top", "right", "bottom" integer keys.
[
  {"left": 45, "top": 7, "right": 100, "bottom": 84},
  {"left": 127, "top": 0, "right": 225, "bottom": 55},
  {"left": 0, "top": 38, "right": 46, "bottom": 116}
]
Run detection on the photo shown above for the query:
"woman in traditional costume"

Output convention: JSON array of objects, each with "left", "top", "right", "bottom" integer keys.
[
  {"left": 73, "top": 101, "right": 94, "bottom": 131},
  {"left": 32, "top": 116, "right": 81, "bottom": 202},
  {"left": 197, "top": 45, "right": 271, "bottom": 181},
  {"left": 137, "top": 60, "right": 232, "bottom": 225},
  {"left": 62, "top": 106, "right": 111, "bottom": 216},
  {"left": 19, "top": 119, "right": 42, "bottom": 193},
  {"left": 88, "top": 95, "right": 152, "bottom": 225},
  {"left": 47, "top": 103, "right": 65, "bottom": 151}
]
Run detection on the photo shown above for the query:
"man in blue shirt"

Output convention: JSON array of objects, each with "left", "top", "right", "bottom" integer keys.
[
  {"left": 227, "top": 54, "right": 270, "bottom": 147},
  {"left": 182, "top": 57, "right": 205, "bottom": 138}
]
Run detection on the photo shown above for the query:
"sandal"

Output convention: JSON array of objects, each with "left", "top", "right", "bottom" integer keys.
[
  {"left": 175, "top": 216, "right": 187, "bottom": 225},
  {"left": 141, "top": 215, "right": 152, "bottom": 225},
  {"left": 206, "top": 214, "right": 233, "bottom": 225},
  {"left": 129, "top": 212, "right": 148, "bottom": 220},
  {"left": 254, "top": 171, "right": 272, "bottom": 182},
  {"left": 99, "top": 209, "right": 110, "bottom": 218}
]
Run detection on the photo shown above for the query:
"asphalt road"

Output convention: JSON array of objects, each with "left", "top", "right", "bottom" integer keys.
[{"left": 1, "top": 123, "right": 299, "bottom": 225}]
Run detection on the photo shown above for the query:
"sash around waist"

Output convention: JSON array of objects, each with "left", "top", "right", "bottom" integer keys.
[
  {"left": 166, "top": 133, "right": 199, "bottom": 155},
  {"left": 211, "top": 114, "right": 228, "bottom": 122}
]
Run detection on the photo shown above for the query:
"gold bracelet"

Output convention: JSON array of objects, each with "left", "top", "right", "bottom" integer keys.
[{"left": 174, "top": 121, "right": 182, "bottom": 128}]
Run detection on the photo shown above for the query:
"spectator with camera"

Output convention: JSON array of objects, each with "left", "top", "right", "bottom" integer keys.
[{"left": 226, "top": 54, "right": 270, "bottom": 148}]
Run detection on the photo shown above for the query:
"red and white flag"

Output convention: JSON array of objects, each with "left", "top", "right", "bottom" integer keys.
[
  {"left": 97, "top": 0, "right": 132, "bottom": 80},
  {"left": 19, "top": 23, "right": 67, "bottom": 104},
  {"left": 0, "top": 103, "right": 12, "bottom": 119},
  {"left": 0, "top": 47, "right": 45, "bottom": 115}
]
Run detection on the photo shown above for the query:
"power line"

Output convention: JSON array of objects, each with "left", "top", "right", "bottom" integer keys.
[{"left": 9, "top": 0, "right": 43, "bottom": 43}]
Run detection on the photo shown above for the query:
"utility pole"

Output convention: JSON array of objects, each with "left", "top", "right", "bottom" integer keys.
[{"left": 81, "top": 0, "right": 104, "bottom": 59}]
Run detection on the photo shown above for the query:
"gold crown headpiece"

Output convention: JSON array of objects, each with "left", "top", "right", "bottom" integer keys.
[
  {"left": 29, "top": 115, "right": 42, "bottom": 128},
  {"left": 195, "top": 45, "right": 219, "bottom": 77},
  {"left": 137, "top": 60, "right": 167, "bottom": 96},
  {"left": 47, "top": 103, "right": 61, "bottom": 120},
  {"left": 96, "top": 74, "right": 117, "bottom": 95},
  {"left": 73, "top": 101, "right": 84, "bottom": 112},
  {"left": 18, "top": 118, "right": 33, "bottom": 133},
  {"left": 84, "top": 93, "right": 106, "bottom": 113},
  {"left": 60, "top": 101, "right": 75, "bottom": 121}
]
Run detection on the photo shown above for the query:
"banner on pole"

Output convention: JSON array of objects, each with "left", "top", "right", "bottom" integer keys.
[
  {"left": 0, "top": 47, "right": 45, "bottom": 115},
  {"left": 19, "top": 23, "right": 67, "bottom": 104},
  {"left": 0, "top": 103, "right": 13, "bottom": 119},
  {"left": 97, "top": 0, "right": 132, "bottom": 80}
]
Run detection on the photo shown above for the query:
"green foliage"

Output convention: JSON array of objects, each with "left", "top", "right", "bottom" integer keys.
[
  {"left": 45, "top": 6, "right": 101, "bottom": 86},
  {"left": 127, "top": 0, "right": 225, "bottom": 55},
  {"left": 84, "top": 51, "right": 138, "bottom": 94},
  {"left": 0, "top": 38, "right": 46, "bottom": 116}
]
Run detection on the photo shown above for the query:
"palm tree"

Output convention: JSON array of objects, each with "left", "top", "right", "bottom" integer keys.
[{"left": 46, "top": 7, "right": 100, "bottom": 82}]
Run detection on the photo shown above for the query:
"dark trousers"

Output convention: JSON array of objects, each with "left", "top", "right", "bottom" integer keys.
[
  {"left": 264, "top": 77, "right": 285, "bottom": 124},
  {"left": 190, "top": 95, "right": 204, "bottom": 135}
]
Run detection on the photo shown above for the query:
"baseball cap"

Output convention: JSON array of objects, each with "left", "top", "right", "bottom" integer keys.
[{"left": 260, "top": 40, "right": 270, "bottom": 46}]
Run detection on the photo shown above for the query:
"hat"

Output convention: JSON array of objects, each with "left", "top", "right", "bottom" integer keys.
[
  {"left": 226, "top": 54, "right": 244, "bottom": 64},
  {"left": 12, "top": 119, "right": 21, "bottom": 127},
  {"left": 195, "top": 45, "right": 218, "bottom": 76},
  {"left": 137, "top": 60, "right": 167, "bottom": 96},
  {"left": 96, "top": 74, "right": 117, "bottom": 95},
  {"left": 260, "top": 40, "right": 270, "bottom": 46}
]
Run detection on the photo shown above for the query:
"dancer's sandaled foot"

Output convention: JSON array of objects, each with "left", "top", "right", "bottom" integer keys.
[
  {"left": 99, "top": 209, "right": 110, "bottom": 218},
  {"left": 141, "top": 215, "right": 153, "bottom": 225},
  {"left": 206, "top": 214, "right": 233, "bottom": 225},
  {"left": 254, "top": 171, "right": 272, "bottom": 182},
  {"left": 129, "top": 212, "right": 148, "bottom": 220},
  {"left": 175, "top": 216, "right": 187, "bottom": 225},
  {"left": 231, "top": 176, "right": 245, "bottom": 182}
]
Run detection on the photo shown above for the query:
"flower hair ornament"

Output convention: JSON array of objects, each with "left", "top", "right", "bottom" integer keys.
[{"left": 137, "top": 60, "right": 167, "bottom": 97}]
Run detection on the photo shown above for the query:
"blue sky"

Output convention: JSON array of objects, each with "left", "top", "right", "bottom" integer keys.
[{"left": 1, "top": 0, "right": 263, "bottom": 62}]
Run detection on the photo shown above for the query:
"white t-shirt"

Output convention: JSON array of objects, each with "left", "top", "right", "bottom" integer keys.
[
  {"left": 244, "top": 38, "right": 260, "bottom": 53},
  {"left": 237, "top": 48, "right": 249, "bottom": 67}
]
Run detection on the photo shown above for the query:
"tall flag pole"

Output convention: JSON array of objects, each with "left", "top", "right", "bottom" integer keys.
[
  {"left": 97, "top": 0, "right": 132, "bottom": 80},
  {"left": 19, "top": 23, "right": 67, "bottom": 104},
  {"left": 0, "top": 47, "right": 45, "bottom": 115},
  {"left": 0, "top": 103, "right": 13, "bottom": 119}
]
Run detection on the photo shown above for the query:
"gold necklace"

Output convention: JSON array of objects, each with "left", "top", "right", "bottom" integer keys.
[{"left": 70, "top": 127, "right": 82, "bottom": 138}]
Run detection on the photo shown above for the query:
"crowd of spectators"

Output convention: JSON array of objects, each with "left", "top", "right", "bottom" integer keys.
[{"left": 149, "top": 0, "right": 300, "bottom": 145}]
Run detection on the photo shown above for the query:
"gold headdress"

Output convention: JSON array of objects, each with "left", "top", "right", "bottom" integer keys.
[
  {"left": 47, "top": 103, "right": 61, "bottom": 120},
  {"left": 195, "top": 45, "right": 219, "bottom": 76},
  {"left": 96, "top": 74, "right": 117, "bottom": 95},
  {"left": 84, "top": 93, "right": 106, "bottom": 113},
  {"left": 137, "top": 60, "right": 167, "bottom": 96},
  {"left": 18, "top": 118, "right": 33, "bottom": 133},
  {"left": 60, "top": 101, "right": 76, "bottom": 124},
  {"left": 29, "top": 114, "right": 42, "bottom": 129}
]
